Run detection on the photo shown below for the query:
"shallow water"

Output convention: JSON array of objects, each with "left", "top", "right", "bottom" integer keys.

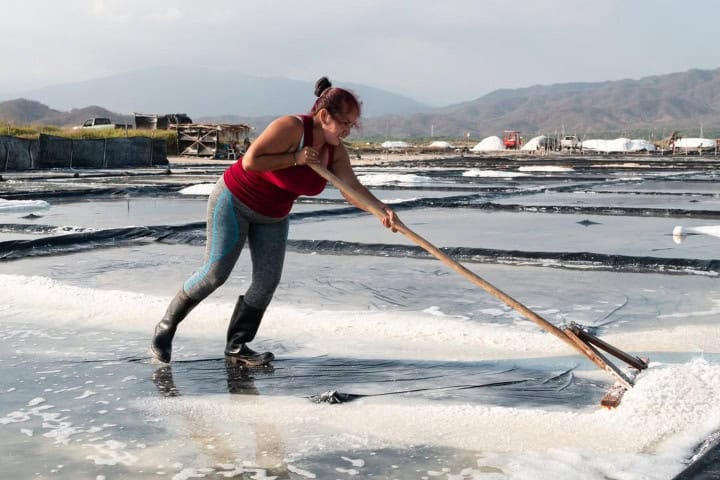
[{"left": 1, "top": 156, "right": 719, "bottom": 479}]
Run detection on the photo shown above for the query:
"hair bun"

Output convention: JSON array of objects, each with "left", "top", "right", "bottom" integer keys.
[{"left": 314, "top": 76, "right": 332, "bottom": 97}]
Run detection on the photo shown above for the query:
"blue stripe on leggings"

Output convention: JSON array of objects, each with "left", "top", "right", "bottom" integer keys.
[{"left": 184, "top": 188, "right": 240, "bottom": 293}]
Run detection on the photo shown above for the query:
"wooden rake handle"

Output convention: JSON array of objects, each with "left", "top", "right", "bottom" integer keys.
[{"left": 310, "top": 164, "right": 631, "bottom": 388}]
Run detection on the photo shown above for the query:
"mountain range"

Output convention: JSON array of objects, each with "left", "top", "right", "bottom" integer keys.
[
  {"left": 1, "top": 66, "right": 719, "bottom": 139},
  {"left": 0, "top": 67, "right": 430, "bottom": 119}
]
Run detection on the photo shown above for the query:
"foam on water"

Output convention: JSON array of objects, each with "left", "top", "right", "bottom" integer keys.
[
  {"left": 0, "top": 198, "right": 51, "bottom": 213},
  {"left": 517, "top": 166, "right": 575, "bottom": 172},
  {"left": 689, "top": 225, "right": 720, "bottom": 238},
  {"left": 462, "top": 169, "right": 529, "bottom": 178},
  {"left": 355, "top": 173, "right": 434, "bottom": 186},
  {"left": 378, "top": 196, "right": 418, "bottom": 204},
  {"left": 658, "top": 297, "right": 720, "bottom": 320},
  {"left": 2, "top": 157, "right": 719, "bottom": 479},
  {"left": 1, "top": 273, "right": 718, "bottom": 361},
  {"left": 1, "top": 272, "right": 719, "bottom": 478},
  {"left": 178, "top": 183, "right": 215, "bottom": 195},
  {"left": 132, "top": 358, "right": 719, "bottom": 479},
  {"left": 181, "top": 178, "right": 440, "bottom": 195}
]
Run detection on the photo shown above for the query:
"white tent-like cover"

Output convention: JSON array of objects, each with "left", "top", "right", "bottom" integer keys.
[
  {"left": 582, "top": 138, "right": 657, "bottom": 153},
  {"left": 674, "top": 138, "right": 716, "bottom": 149},
  {"left": 471, "top": 136, "right": 505, "bottom": 152},
  {"left": 627, "top": 139, "right": 657, "bottom": 152}
]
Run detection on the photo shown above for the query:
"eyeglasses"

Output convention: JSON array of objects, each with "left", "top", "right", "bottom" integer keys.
[{"left": 332, "top": 113, "right": 357, "bottom": 130}]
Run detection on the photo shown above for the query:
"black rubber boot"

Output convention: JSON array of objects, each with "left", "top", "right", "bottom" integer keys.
[
  {"left": 224, "top": 296, "right": 274, "bottom": 366},
  {"left": 150, "top": 290, "right": 199, "bottom": 363}
]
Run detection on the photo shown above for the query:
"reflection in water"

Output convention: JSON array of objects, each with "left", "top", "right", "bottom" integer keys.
[
  {"left": 151, "top": 362, "right": 289, "bottom": 478},
  {"left": 151, "top": 365, "right": 179, "bottom": 397},
  {"left": 225, "top": 358, "right": 270, "bottom": 395}
]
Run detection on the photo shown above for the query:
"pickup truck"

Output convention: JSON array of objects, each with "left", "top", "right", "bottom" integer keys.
[
  {"left": 73, "top": 117, "right": 116, "bottom": 130},
  {"left": 560, "top": 135, "right": 581, "bottom": 151}
]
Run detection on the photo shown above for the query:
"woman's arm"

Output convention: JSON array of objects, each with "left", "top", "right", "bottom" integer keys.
[
  {"left": 242, "top": 116, "right": 316, "bottom": 172},
  {"left": 329, "top": 144, "right": 399, "bottom": 231}
]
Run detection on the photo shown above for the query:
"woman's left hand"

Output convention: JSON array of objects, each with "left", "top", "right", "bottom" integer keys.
[
  {"left": 381, "top": 206, "right": 399, "bottom": 232},
  {"left": 295, "top": 146, "right": 320, "bottom": 166}
]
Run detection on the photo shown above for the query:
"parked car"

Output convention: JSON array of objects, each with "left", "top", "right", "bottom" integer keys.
[
  {"left": 560, "top": 135, "right": 581, "bottom": 151},
  {"left": 73, "top": 117, "right": 115, "bottom": 130}
]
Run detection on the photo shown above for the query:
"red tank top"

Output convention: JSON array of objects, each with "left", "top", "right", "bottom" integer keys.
[{"left": 223, "top": 115, "right": 334, "bottom": 218}]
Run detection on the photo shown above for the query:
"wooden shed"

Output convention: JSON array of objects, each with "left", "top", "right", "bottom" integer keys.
[{"left": 176, "top": 123, "right": 252, "bottom": 158}]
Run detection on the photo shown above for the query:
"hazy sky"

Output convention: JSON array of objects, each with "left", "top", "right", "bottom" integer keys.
[{"left": 2, "top": 0, "right": 718, "bottom": 106}]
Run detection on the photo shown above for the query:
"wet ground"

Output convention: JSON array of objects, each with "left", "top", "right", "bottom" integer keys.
[{"left": 0, "top": 154, "right": 719, "bottom": 479}]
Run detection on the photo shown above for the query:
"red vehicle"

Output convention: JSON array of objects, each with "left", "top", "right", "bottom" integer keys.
[{"left": 503, "top": 131, "right": 521, "bottom": 149}]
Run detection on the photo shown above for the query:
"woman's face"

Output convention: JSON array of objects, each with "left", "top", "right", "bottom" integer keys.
[{"left": 322, "top": 108, "right": 358, "bottom": 146}]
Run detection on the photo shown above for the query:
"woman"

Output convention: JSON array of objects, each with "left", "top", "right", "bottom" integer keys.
[{"left": 151, "top": 76, "right": 400, "bottom": 365}]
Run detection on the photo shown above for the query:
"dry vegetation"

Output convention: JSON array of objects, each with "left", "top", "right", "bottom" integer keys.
[{"left": 0, "top": 122, "right": 178, "bottom": 153}]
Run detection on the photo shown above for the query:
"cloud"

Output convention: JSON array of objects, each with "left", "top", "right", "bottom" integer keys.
[
  {"left": 90, "top": 0, "right": 183, "bottom": 23},
  {"left": 0, "top": 0, "right": 719, "bottom": 105},
  {"left": 144, "top": 7, "right": 183, "bottom": 23}
]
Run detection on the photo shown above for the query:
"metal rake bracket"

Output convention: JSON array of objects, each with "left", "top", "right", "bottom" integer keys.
[{"left": 562, "top": 321, "right": 649, "bottom": 407}]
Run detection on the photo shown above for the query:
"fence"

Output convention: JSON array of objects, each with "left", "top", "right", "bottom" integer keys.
[{"left": 1, "top": 134, "right": 168, "bottom": 171}]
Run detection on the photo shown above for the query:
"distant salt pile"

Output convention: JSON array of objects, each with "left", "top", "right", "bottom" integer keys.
[
  {"left": 471, "top": 136, "right": 505, "bottom": 152},
  {"left": 520, "top": 135, "right": 548, "bottom": 151},
  {"left": 381, "top": 141, "right": 410, "bottom": 149},
  {"left": 428, "top": 141, "right": 453, "bottom": 149}
]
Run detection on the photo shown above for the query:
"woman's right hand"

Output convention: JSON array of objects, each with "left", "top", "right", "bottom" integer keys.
[{"left": 381, "top": 206, "right": 400, "bottom": 232}]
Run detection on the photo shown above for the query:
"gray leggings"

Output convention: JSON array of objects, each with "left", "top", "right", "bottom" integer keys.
[{"left": 182, "top": 177, "right": 289, "bottom": 309}]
